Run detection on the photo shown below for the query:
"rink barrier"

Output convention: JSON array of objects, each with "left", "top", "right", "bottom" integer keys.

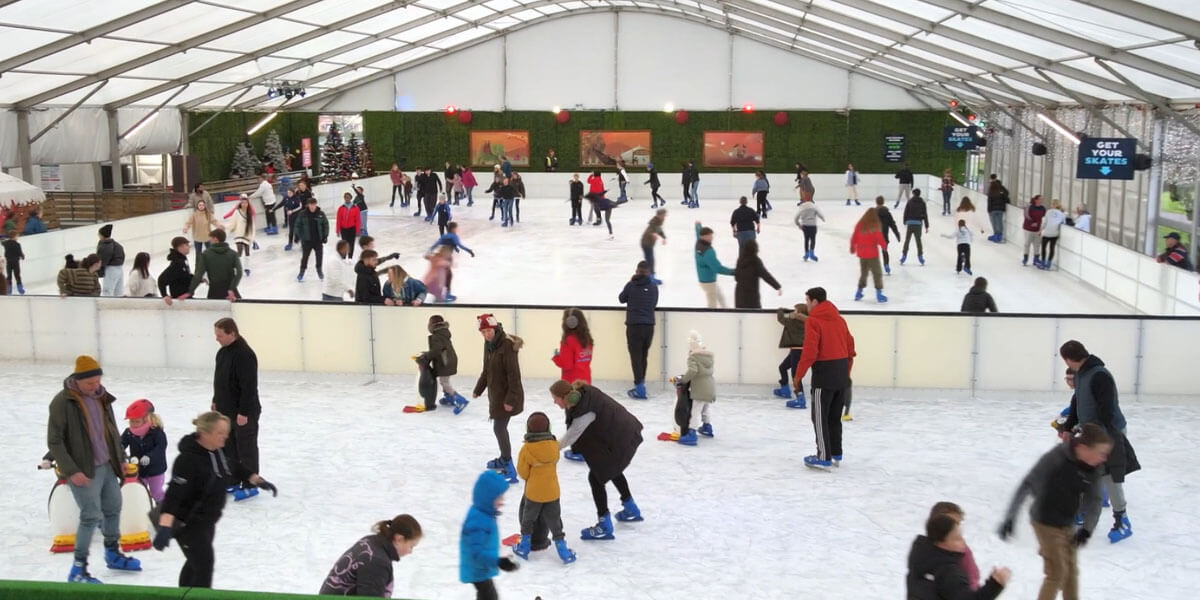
[
  {"left": 0, "top": 579, "right": 423, "bottom": 599},
  {"left": 2, "top": 295, "right": 1198, "bottom": 397}
]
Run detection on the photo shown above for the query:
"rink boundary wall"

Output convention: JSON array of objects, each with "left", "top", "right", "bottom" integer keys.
[
  {"left": 2, "top": 295, "right": 1198, "bottom": 397},
  {"left": 0, "top": 579, "right": 421, "bottom": 599}
]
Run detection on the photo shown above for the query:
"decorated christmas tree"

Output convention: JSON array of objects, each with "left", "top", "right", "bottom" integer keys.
[
  {"left": 359, "top": 140, "right": 375, "bottom": 175},
  {"left": 230, "top": 140, "right": 261, "bottom": 178},
  {"left": 263, "top": 129, "right": 287, "bottom": 173},
  {"left": 346, "top": 133, "right": 361, "bottom": 177},
  {"left": 321, "top": 123, "right": 350, "bottom": 181}
]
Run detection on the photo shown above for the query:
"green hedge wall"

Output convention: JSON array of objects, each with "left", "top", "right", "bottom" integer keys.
[
  {"left": 187, "top": 112, "right": 318, "bottom": 182},
  {"left": 187, "top": 110, "right": 964, "bottom": 181}
]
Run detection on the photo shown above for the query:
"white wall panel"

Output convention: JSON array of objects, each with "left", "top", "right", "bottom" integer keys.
[
  {"left": 302, "top": 304, "right": 372, "bottom": 374},
  {"left": 321, "top": 76, "right": 400, "bottom": 112},
  {"left": 30, "top": 297, "right": 98, "bottom": 363},
  {"left": 0, "top": 297, "right": 34, "bottom": 361},
  {"left": 731, "top": 37, "right": 849, "bottom": 109},
  {"left": 664, "top": 312, "right": 739, "bottom": 385},
  {"left": 231, "top": 303, "right": 303, "bottom": 371},
  {"left": 842, "top": 314, "right": 895, "bottom": 387},
  {"left": 161, "top": 301, "right": 229, "bottom": 370},
  {"left": 97, "top": 303, "right": 167, "bottom": 368},
  {"left": 895, "top": 317, "right": 972, "bottom": 389},
  {"left": 1139, "top": 320, "right": 1200, "bottom": 395},
  {"left": 742, "top": 312, "right": 789, "bottom": 385},
  {"left": 1056, "top": 319, "right": 1139, "bottom": 394},
  {"left": 616, "top": 14, "right": 729, "bottom": 110},
  {"left": 849, "top": 74, "right": 925, "bottom": 110},
  {"left": 393, "top": 39, "right": 504, "bottom": 111},
  {"left": 505, "top": 14, "right": 615, "bottom": 111},
  {"left": 976, "top": 318, "right": 1056, "bottom": 391}
]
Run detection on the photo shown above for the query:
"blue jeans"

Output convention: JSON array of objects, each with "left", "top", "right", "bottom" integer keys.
[
  {"left": 735, "top": 230, "right": 756, "bottom": 246},
  {"left": 359, "top": 211, "right": 368, "bottom": 234},
  {"left": 68, "top": 463, "right": 122, "bottom": 561},
  {"left": 690, "top": 181, "right": 700, "bottom": 206},
  {"left": 618, "top": 181, "right": 628, "bottom": 203},
  {"left": 989, "top": 211, "right": 1004, "bottom": 238},
  {"left": 466, "top": 187, "right": 474, "bottom": 205},
  {"left": 502, "top": 197, "right": 515, "bottom": 223}
]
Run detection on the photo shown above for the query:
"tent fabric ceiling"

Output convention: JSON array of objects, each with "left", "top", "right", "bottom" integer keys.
[{"left": 0, "top": 0, "right": 1196, "bottom": 111}]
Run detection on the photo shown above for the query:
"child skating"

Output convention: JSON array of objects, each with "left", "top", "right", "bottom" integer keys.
[
  {"left": 672, "top": 331, "right": 715, "bottom": 445},
  {"left": 941, "top": 219, "right": 974, "bottom": 275},
  {"left": 514, "top": 412, "right": 577, "bottom": 564},
  {"left": 120, "top": 399, "right": 168, "bottom": 503},
  {"left": 775, "top": 303, "right": 809, "bottom": 408},
  {"left": 429, "top": 314, "right": 469, "bottom": 413},
  {"left": 460, "top": 470, "right": 519, "bottom": 600}
]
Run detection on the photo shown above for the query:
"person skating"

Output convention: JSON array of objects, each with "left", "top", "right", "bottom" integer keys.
[
  {"left": 152, "top": 411, "right": 277, "bottom": 588},
  {"left": 210, "top": 318, "right": 265, "bottom": 499},
  {"left": 459, "top": 471, "right": 519, "bottom": 600},
  {"left": 497, "top": 177, "right": 517, "bottom": 228},
  {"left": 120, "top": 398, "right": 168, "bottom": 503},
  {"left": 640, "top": 209, "right": 667, "bottom": 284},
  {"left": 281, "top": 187, "right": 303, "bottom": 250},
  {"left": 484, "top": 166, "right": 502, "bottom": 221},
  {"left": 874, "top": 196, "right": 901, "bottom": 274},
  {"left": 337, "top": 193, "right": 362, "bottom": 260},
  {"left": 511, "top": 172, "right": 526, "bottom": 222},
  {"left": 552, "top": 308, "right": 593, "bottom": 384},
  {"left": 473, "top": 314, "right": 525, "bottom": 484},
  {"left": 1022, "top": 195, "right": 1047, "bottom": 266},
  {"left": 986, "top": 178, "right": 1009, "bottom": 242},
  {"left": 752, "top": 170, "right": 771, "bottom": 217},
  {"left": 939, "top": 168, "right": 955, "bottom": 216},
  {"left": 427, "top": 314, "right": 468, "bottom": 413},
  {"left": 157, "top": 237, "right": 193, "bottom": 299},
  {"left": 126, "top": 252, "right": 157, "bottom": 297},
  {"left": 998, "top": 423, "right": 1112, "bottom": 600},
  {"left": 3, "top": 230, "right": 26, "bottom": 294},
  {"left": 941, "top": 219, "right": 974, "bottom": 275},
  {"left": 569, "top": 174, "right": 585, "bottom": 225},
  {"left": 223, "top": 196, "right": 255, "bottom": 277},
  {"left": 620, "top": 261, "right": 658, "bottom": 400},
  {"left": 182, "top": 199, "right": 216, "bottom": 257},
  {"left": 894, "top": 162, "right": 913, "bottom": 208},
  {"left": 794, "top": 197, "right": 826, "bottom": 261},
  {"left": 177, "top": 229, "right": 241, "bottom": 302},
  {"left": 671, "top": 331, "right": 716, "bottom": 445},
  {"left": 928, "top": 502, "right": 983, "bottom": 591},
  {"left": 1040, "top": 200, "right": 1067, "bottom": 270},
  {"left": 322, "top": 240, "right": 355, "bottom": 302},
  {"left": 844, "top": 163, "right": 860, "bottom": 206},
  {"left": 96, "top": 224, "right": 126, "bottom": 297},
  {"left": 680, "top": 162, "right": 693, "bottom": 207},
  {"left": 775, "top": 303, "right": 808, "bottom": 407},
  {"left": 351, "top": 184, "right": 369, "bottom": 235},
  {"left": 549, "top": 380, "right": 644, "bottom": 540},
  {"left": 585, "top": 171, "right": 614, "bottom": 235},
  {"left": 730, "top": 196, "right": 760, "bottom": 247},
  {"left": 294, "top": 197, "right": 329, "bottom": 282},
  {"left": 694, "top": 222, "right": 735, "bottom": 308},
  {"left": 850, "top": 209, "right": 888, "bottom": 303},
  {"left": 900, "top": 189, "right": 929, "bottom": 266},
  {"left": 687, "top": 160, "right": 700, "bottom": 207},
  {"left": 389, "top": 163, "right": 404, "bottom": 207},
  {"left": 434, "top": 195, "right": 453, "bottom": 236},
  {"left": 419, "top": 167, "right": 442, "bottom": 220},
  {"left": 907, "top": 512, "right": 1009, "bottom": 599},
  {"left": 354, "top": 251, "right": 391, "bottom": 306},
  {"left": 319, "top": 515, "right": 422, "bottom": 596},
  {"left": 644, "top": 163, "right": 663, "bottom": 208},
  {"left": 792, "top": 287, "right": 856, "bottom": 468},
  {"left": 960, "top": 277, "right": 997, "bottom": 313},
  {"left": 614, "top": 159, "right": 630, "bottom": 205},
  {"left": 513, "top": 412, "right": 577, "bottom": 564},
  {"left": 795, "top": 169, "right": 815, "bottom": 205},
  {"left": 248, "top": 173, "right": 278, "bottom": 234},
  {"left": 461, "top": 166, "right": 476, "bottom": 206},
  {"left": 733, "top": 239, "right": 781, "bottom": 309}
]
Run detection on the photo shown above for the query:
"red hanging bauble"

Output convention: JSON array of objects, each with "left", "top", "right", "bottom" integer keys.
[
  {"left": 457, "top": 110, "right": 473, "bottom": 124},
  {"left": 674, "top": 109, "right": 689, "bottom": 124},
  {"left": 556, "top": 110, "right": 570, "bottom": 124},
  {"left": 773, "top": 111, "right": 789, "bottom": 126}
]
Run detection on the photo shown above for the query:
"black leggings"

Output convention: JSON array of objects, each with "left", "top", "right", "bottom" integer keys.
[
  {"left": 641, "top": 245, "right": 655, "bottom": 276},
  {"left": 802, "top": 225, "right": 817, "bottom": 253},
  {"left": 176, "top": 523, "right": 216, "bottom": 588},
  {"left": 571, "top": 198, "right": 582, "bottom": 222},
  {"left": 1041, "top": 236, "right": 1058, "bottom": 264},
  {"left": 391, "top": 185, "right": 402, "bottom": 206},
  {"left": 626, "top": 324, "right": 654, "bottom": 384},
  {"left": 493, "top": 416, "right": 511, "bottom": 460},
  {"left": 473, "top": 580, "right": 498, "bottom": 600},
  {"left": 756, "top": 191, "right": 770, "bottom": 216},
  {"left": 264, "top": 204, "right": 278, "bottom": 228},
  {"left": 682, "top": 184, "right": 691, "bottom": 204},
  {"left": 5, "top": 260, "right": 21, "bottom": 287},
  {"left": 588, "top": 471, "right": 632, "bottom": 517},
  {"left": 599, "top": 208, "right": 612, "bottom": 234},
  {"left": 650, "top": 187, "right": 663, "bottom": 205},
  {"left": 778, "top": 348, "right": 801, "bottom": 387},
  {"left": 236, "top": 242, "right": 250, "bottom": 259},
  {"left": 956, "top": 243, "right": 971, "bottom": 272}
]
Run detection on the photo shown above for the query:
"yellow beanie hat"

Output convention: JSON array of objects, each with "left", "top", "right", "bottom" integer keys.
[{"left": 73, "top": 355, "right": 103, "bottom": 379}]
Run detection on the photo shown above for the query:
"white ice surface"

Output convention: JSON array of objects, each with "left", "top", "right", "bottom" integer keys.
[
  {"left": 1, "top": 368, "right": 1193, "bottom": 599},
  {"left": 27, "top": 195, "right": 1132, "bottom": 313}
]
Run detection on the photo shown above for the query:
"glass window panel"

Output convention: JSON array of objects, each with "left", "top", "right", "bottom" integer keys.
[
  {"left": 0, "top": 0, "right": 159, "bottom": 32},
  {"left": 343, "top": 6, "right": 435, "bottom": 35},
  {"left": 426, "top": 28, "right": 493, "bottom": 50},
  {"left": 0, "top": 26, "right": 68, "bottom": 63},
  {"left": 285, "top": 0, "right": 395, "bottom": 23},
  {"left": 984, "top": 0, "right": 1178, "bottom": 47},
  {"left": 121, "top": 50, "right": 234, "bottom": 80},
  {"left": 21, "top": 38, "right": 166, "bottom": 74},
  {"left": 108, "top": 4, "right": 247, "bottom": 44},
  {"left": 808, "top": 0, "right": 921, "bottom": 36},
  {"left": 203, "top": 20, "right": 316, "bottom": 53},
  {"left": 0, "top": 72, "right": 78, "bottom": 104}
]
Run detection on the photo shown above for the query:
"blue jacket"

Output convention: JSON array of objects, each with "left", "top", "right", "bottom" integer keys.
[
  {"left": 120, "top": 426, "right": 169, "bottom": 478},
  {"left": 435, "top": 202, "right": 451, "bottom": 223},
  {"left": 383, "top": 278, "right": 428, "bottom": 306},
  {"left": 23, "top": 216, "right": 47, "bottom": 235},
  {"left": 619, "top": 274, "right": 658, "bottom": 325},
  {"left": 430, "top": 232, "right": 474, "bottom": 255},
  {"left": 694, "top": 224, "right": 733, "bottom": 283},
  {"left": 460, "top": 470, "right": 509, "bottom": 583}
]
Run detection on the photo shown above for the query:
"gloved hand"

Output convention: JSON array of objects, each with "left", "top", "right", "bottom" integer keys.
[
  {"left": 497, "top": 557, "right": 519, "bottom": 572},
  {"left": 1072, "top": 528, "right": 1090, "bottom": 546},
  {"left": 997, "top": 519, "right": 1014, "bottom": 541},
  {"left": 468, "top": 250, "right": 476, "bottom": 257},
  {"left": 152, "top": 525, "right": 172, "bottom": 551},
  {"left": 388, "top": 252, "right": 401, "bottom": 261},
  {"left": 139, "top": 456, "right": 150, "bottom": 466},
  {"left": 256, "top": 478, "right": 278, "bottom": 497}
]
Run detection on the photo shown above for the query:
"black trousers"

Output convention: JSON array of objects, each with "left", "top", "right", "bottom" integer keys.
[
  {"left": 881, "top": 247, "right": 891, "bottom": 267},
  {"left": 810, "top": 386, "right": 847, "bottom": 461},
  {"left": 493, "top": 416, "right": 511, "bottom": 461},
  {"left": 339, "top": 227, "right": 357, "bottom": 258},
  {"left": 956, "top": 243, "right": 971, "bottom": 272},
  {"left": 588, "top": 471, "right": 632, "bottom": 517},
  {"left": 438, "top": 217, "right": 449, "bottom": 236},
  {"left": 423, "top": 193, "right": 437, "bottom": 217},
  {"left": 682, "top": 183, "right": 691, "bottom": 204},
  {"left": 5, "top": 260, "right": 21, "bottom": 287},
  {"left": 1041, "top": 236, "right": 1058, "bottom": 264},
  {"left": 264, "top": 204, "right": 278, "bottom": 228},
  {"left": 778, "top": 348, "right": 801, "bottom": 387},
  {"left": 756, "top": 190, "right": 770, "bottom": 216},
  {"left": 176, "top": 522, "right": 216, "bottom": 588},
  {"left": 491, "top": 197, "right": 501, "bottom": 218},
  {"left": 802, "top": 225, "right": 817, "bottom": 253},
  {"left": 625, "top": 324, "right": 654, "bottom": 384},
  {"left": 570, "top": 198, "right": 583, "bottom": 222},
  {"left": 649, "top": 186, "right": 663, "bottom": 205},
  {"left": 222, "top": 415, "right": 260, "bottom": 479},
  {"left": 473, "top": 580, "right": 498, "bottom": 600},
  {"left": 391, "top": 185, "right": 402, "bottom": 206},
  {"left": 641, "top": 245, "right": 655, "bottom": 276},
  {"left": 287, "top": 212, "right": 300, "bottom": 243},
  {"left": 300, "top": 241, "right": 323, "bottom": 275}
]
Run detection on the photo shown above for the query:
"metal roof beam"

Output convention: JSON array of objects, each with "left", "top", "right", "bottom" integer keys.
[
  {"left": 920, "top": 0, "right": 1200, "bottom": 88},
  {"left": 951, "top": 81, "right": 1044, "bottom": 140},
  {"left": 1034, "top": 68, "right": 1143, "bottom": 145},
  {"left": 1072, "top": 0, "right": 1200, "bottom": 40},
  {"left": 1094, "top": 59, "right": 1200, "bottom": 137},
  {"left": 29, "top": 80, "right": 108, "bottom": 143},
  {"left": 0, "top": 0, "right": 196, "bottom": 73}
]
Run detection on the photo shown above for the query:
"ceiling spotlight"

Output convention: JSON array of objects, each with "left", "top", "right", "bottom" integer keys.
[
  {"left": 284, "top": 88, "right": 294, "bottom": 100},
  {"left": 664, "top": 102, "right": 675, "bottom": 113},
  {"left": 267, "top": 88, "right": 277, "bottom": 99},
  {"left": 298, "top": 88, "right": 306, "bottom": 98}
]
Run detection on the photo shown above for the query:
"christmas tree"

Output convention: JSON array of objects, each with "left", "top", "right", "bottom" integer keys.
[
  {"left": 230, "top": 140, "right": 261, "bottom": 178},
  {"left": 263, "top": 129, "right": 287, "bottom": 173},
  {"left": 346, "top": 133, "right": 361, "bottom": 177},
  {"left": 321, "top": 123, "right": 349, "bottom": 181},
  {"left": 360, "top": 141, "right": 375, "bottom": 175}
]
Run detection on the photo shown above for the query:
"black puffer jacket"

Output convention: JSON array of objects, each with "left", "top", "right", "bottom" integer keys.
[
  {"left": 213, "top": 336, "right": 261, "bottom": 418},
  {"left": 157, "top": 248, "right": 192, "bottom": 298},
  {"left": 960, "top": 288, "right": 997, "bottom": 313},
  {"left": 565, "top": 385, "right": 643, "bottom": 481},
  {"left": 905, "top": 535, "right": 1004, "bottom": 600},
  {"left": 160, "top": 433, "right": 249, "bottom": 528},
  {"left": 618, "top": 274, "right": 658, "bottom": 325}
]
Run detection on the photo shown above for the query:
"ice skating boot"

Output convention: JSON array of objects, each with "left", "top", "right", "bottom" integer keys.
[
  {"left": 876, "top": 289, "right": 888, "bottom": 303},
  {"left": 803, "top": 251, "right": 810, "bottom": 262},
  {"left": 284, "top": 243, "right": 293, "bottom": 251},
  {"left": 501, "top": 458, "right": 519, "bottom": 484},
  {"left": 900, "top": 254, "right": 907, "bottom": 265},
  {"left": 964, "top": 268, "right": 972, "bottom": 275},
  {"left": 917, "top": 255, "right": 925, "bottom": 266},
  {"left": 841, "top": 412, "right": 853, "bottom": 422},
  {"left": 1033, "top": 255, "right": 1043, "bottom": 268},
  {"left": 452, "top": 393, "right": 469, "bottom": 415},
  {"left": 1022, "top": 254, "right": 1029, "bottom": 266},
  {"left": 555, "top": 539, "right": 577, "bottom": 564},
  {"left": 772, "top": 384, "right": 792, "bottom": 398},
  {"left": 296, "top": 272, "right": 304, "bottom": 282},
  {"left": 1108, "top": 512, "right": 1132, "bottom": 543},
  {"left": 854, "top": 199, "right": 861, "bottom": 206},
  {"left": 626, "top": 383, "right": 647, "bottom": 400},
  {"left": 104, "top": 544, "right": 141, "bottom": 571},
  {"left": 698, "top": 423, "right": 714, "bottom": 437},
  {"left": 438, "top": 394, "right": 455, "bottom": 407},
  {"left": 581, "top": 514, "right": 614, "bottom": 540},
  {"left": 884, "top": 264, "right": 891, "bottom": 275},
  {"left": 650, "top": 276, "right": 662, "bottom": 285},
  {"left": 804, "top": 455, "right": 833, "bottom": 469},
  {"left": 233, "top": 484, "right": 259, "bottom": 501},
  {"left": 563, "top": 451, "right": 585, "bottom": 462},
  {"left": 17, "top": 284, "right": 25, "bottom": 294},
  {"left": 677, "top": 429, "right": 698, "bottom": 446},
  {"left": 486, "top": 457, "right": 503, "bottom": 469},
  {"left": 809, "top": 252, "right": 818, "bottom": 262},
  {"left": 68, "top": 560, "right": 102, "bottom": 584},
  {"left": 514, "top": 535, "right": 531, "bottom": 559},
  {"left": 854, "top": 288, "right": 864, "bottom": 301},
  {"left": 444, "top": 294, "right": 457, "bottom": 302},
  {"left": 786, "top": 390, "right": 806, "bottom": 409},
  {"left": 252, "top": 241, "right": 260, "bottom": 251},
  {"left": 615, "top": 498, "right": 644, "bottom": 522},
  {"left": 832, "top": 454, "right": 843, "bottom": 467}
]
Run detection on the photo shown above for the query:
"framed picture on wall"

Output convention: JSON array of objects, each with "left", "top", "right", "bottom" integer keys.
[
  {"left": 703, "top": 132, "right": 764, "bottom": 167},
  {"left": 580, "top": 130, "right": 652, "bottom": 167},
  {"left": 469, "top": 131, "right": 531, "bottom": 167}
]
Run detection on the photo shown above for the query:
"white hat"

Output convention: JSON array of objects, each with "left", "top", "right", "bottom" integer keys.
[{"left": 687, "top": 330, "right": 704, "bottom": 352}]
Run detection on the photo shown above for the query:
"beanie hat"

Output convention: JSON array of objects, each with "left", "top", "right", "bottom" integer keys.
[
  {"left": 125, "top": 399, "right": 154, "bottom": 420},
  {"left": 73, "top": 355, "right": 103, "bottom": 379},
  {"left": 98, "top": 224, "right": 113, "bottom": 238},
  {"left": 477, "top": 313, "right": 499, "bottom": 331},
  {"left": 687, "top": 330, "right": 704, "bottom": 352},
  {"left": 526, "top": 412, "right": 551, "bottom": 434}
]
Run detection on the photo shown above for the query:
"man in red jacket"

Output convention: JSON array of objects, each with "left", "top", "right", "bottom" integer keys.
[{"left": 793, "top": 287, "right": 855, "bottom": 469}]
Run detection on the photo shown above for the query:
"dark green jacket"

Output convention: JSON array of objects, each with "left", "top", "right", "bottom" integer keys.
[
  {"left": 47, "top": 379, "right": 125, "bottom": 479},
  {"left": 293, "top": 208, "right": 330, "bottom": 243},
  {"left": 428, "top": 321, "right": 458, "bottom": 376},
  {"left": 189, "top": 242, "right": 242, "bottom": 296},
  {"left": 777, "top": 309, "right": 806, "bottom": 348}
]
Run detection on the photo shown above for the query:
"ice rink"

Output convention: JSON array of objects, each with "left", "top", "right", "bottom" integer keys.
[
  {"left": 26, "top": 191, "right": 1131, "bottom": 314},
  {"left": 1, "top": 367, "right": 1191, "bottom": 599}
]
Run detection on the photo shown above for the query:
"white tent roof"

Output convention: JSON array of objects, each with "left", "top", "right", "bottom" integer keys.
[
  {"left": 0, "top": 0, "right": 1197, "bottom": 111},
  {"left": 0, "top": 171, "right": 46, "bottom": 204}
]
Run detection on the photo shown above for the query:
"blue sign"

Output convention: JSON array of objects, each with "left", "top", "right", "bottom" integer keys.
[
  {"left": 943, "top": 125, "right": 979, "bottom": 150},
  {"left": 1076, "top": 137, "right": 1135, "bottom": 180}
]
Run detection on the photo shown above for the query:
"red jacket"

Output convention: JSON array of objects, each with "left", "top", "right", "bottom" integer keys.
[
  {"left": 794, "top": 300, "right": 855, "bottom": 389},
  {"left": 336, "top": 204, "right": 361, "bottom": 233},
  {"left": 850, "top": 228, "right": 886, "bottom": 260},
  {"left": 587, "top": 174, "right": 605, "bottom": 195},
  {"left": 552, "top": 334, "right": 592, "bottom": 383}
]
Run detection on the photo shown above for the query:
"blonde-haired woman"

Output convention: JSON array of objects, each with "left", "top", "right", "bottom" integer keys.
[
  {"left": 1040, "top": 200, "right": 1067, "bottom": 270},
  {"left": 152, "top": 412, "right": 276, "bottom": 588}
]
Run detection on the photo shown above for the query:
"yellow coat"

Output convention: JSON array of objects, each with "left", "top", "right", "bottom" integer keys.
[{"left": 516, "top": 437, "right": 560, "bottom": 503}]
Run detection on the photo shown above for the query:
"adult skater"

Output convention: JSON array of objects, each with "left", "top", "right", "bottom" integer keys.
[
  {"left": 680, "top": 162, "right": 692, "bottom": 207},
  {"left": 733, "top": 239, "right": 781, "bottom": 309},
  {"left": 795, "top": 197, "right": 826, "bottom": 261},
  {"left": 960, "top": 277, "right": 997, "bottom": 313},
  {"left": 938, "top": 169, "right": 955, "bottom": 216},
  {"left": 157, "top": 237, "right": 193, "bottom": 299},
  {"left": 223, "top": 196, "right": 255, "bottom": 277},
  {"left": 211, "top": 318, "right": 264, "bottom": 500},
  {"left": 900, "top": 189, "right": 929, "bottom": 265},
  {"left": 337, "top": 193, "right": 362, "bottom": 259},
  {"left": 549, "top": 380, "right": 644, "bottom": 540},
  {"left": 730, "top": 196, "right": 760, "bottom": 246},
  {"left": 999, "top": 423, "right": 1112, "bottom": 600},
  {"left": 294, "top": 197, "right": 329, "bottom": 282},
  {"left": 640, "top": 209, "right": 667, "bottom": 284},
  {"left": 176, "top": 229, "right": 241, "bottom": 303},
  {"left": 1056, "top": 340, "right": 1140, "bottom": 543},
  {"left": 390, "top": 163, "right": 403, "bottom": 207},
  {"left": 907, "top": 513, "right": 1009, "bottom": 599},
  {"left": 844, "top": 163, "right": 860, "bottom": 206},
  {"left": 96, "top": 224, "right": 126, "bottom": 297},
  {"left": 352, "top": 184, "right": 369, "bottom": 235},
  {"left": 1040, "top": 200, "right": 1067, "bottom": 270},
  {"left": 792, "top": 287, "right": 856, "bottom": 469},
  {"left": 472, "top": 314, "right": 525, "bottom": 483},
  {"left": 615, "top": 159, "right": 630, "bottom": 204},
  {"left": 461, "top": 166, "right": 477, "bottom": 206},
  {"left": 48, "top": 355, "right": 142, "bottom": 583},
  {"left": 248, "top": 173, "right": 278, "bottom": 234},
  {"left": 694, "top": 222, "right": 735, "bottom": 308},
  {"left": 894, "top": 162, "right": 913, "bottom": 208},
  {"left": 850, "top": 208, "right": 888, "bottom": 303},
  {"left": 569, "top": 173, "right": 585, "bottom": 226},
  {"left": 620, "top": 261, "right": 658, "bottom": 400},
  {"left": 1022, "top": 195, "right": 1047, "bottom": 267},
  {"left": 687, "top": 160, "right": 700, "bottom": 207},
  {"left": 795, "top": 169, "right": 815, "bottom": 205},
  {"left": 319, "top": 515, "right": 422, "bottom": 596},
  {"left": 986, "top": 178, "right": 1009, "bottom": 242},
  {"left": 182, "top": 199, "right": 215, "bottom": 258},
  {"left": 421, "top": 167, "right": 442, "bottom": 221},
  {"left": 644, "top": 162, "right": 664, "bottom": 208},
  {"left": 752, "top": 170, "right": 771, "bottom": 217},
  {"left": 1157, "top": 232, "right": 1193, "bottom": 271},
  {"left": 152, "top": 411, "right": 276, "bottom": 588},
  {"left": 875, "top": 196, "right": 901, "bottom": 274}
]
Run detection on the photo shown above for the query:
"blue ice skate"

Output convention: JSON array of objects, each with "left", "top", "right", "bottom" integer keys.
[
  {"left": 804, "top": 455, "right": 833, "bottom": 469},
  {"left": 514, "top": 535, "right": 531, "bottom": 559},
  {"left": 1108, "top": 513, "right": 1132, "bottom": 543},
  {"left": 832, "top": 454, "right": 843, "bottom": 467},
  {"left": 452, "top": 393, "right": 469, "bottom": 415},
  {"left": 563, "top": 451, "right": 585, "bottom": 462},
  {"left": 67, "top": 560, "right": 102, "bottom": 584},
  {"left": 786, "top": 390, "right": 806, "bottom": 409},
  {"left": 876, "top": 290, "right": 888, "bottom": 303},
  {"left": 772, "top": 384, "right": 792, "bottom": 398},
  {"left": 555, "top": 539, "right": 577, "bottom": 564},
  {"left": 626, "top": 383, "right": 647, "bottom": 400},
  {"left": 500, "top": 458, "right": 519, "bottom": 484},
  {"left": 486, "top": 457, "right": 503, "bottom": 469},
  {"left": 615, "top": 498, "right": 644, "bottom": 522},
  {"left": 698, "top": 423, "right": 714, "bottom": 437},
  {"left": 854, "top": 288, "right": 864, "bottom": 301},
  {"left": 918, "top": 255, "right": 925, "bottom": 266},
  {"left": 884, "top": 264, "right": 891, "bottom": 275},
  {"left": 438, "top": 394, "right": 455, "bottom": 407},
  {"left": 104, "top": 545, "right": 141, "bottom": 571},
  {"left": 581, "top": 514, "right": 614, "bottom": 540},
  {"left": 233, "top": 485, "right": 259, "bottom": 501},
  {"left": 677, "top": 429, "right": 698, "bottom": 446}
]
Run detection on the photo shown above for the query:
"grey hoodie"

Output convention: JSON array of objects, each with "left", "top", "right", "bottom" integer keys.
[
  {"left": 794, "top": 203, "right": 826, "bottom": 227},
  {"left": 679, "top": 349, "right": 715, "bottom": 402}
]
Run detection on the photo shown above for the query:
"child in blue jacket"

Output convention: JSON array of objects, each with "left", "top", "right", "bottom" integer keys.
[
  {"left": 461, "top": 470, "right": 519, "bottom": 599},
  {"left": 120, "top": 399, "right": 168, "bottom": 502},
  {"left": 693, "top": 221, "right": 735, "bottom": 308}
]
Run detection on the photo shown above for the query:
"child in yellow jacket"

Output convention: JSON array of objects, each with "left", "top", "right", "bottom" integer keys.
[{"left": 515, "top": 412, "right": 577, "bottom": 564}]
